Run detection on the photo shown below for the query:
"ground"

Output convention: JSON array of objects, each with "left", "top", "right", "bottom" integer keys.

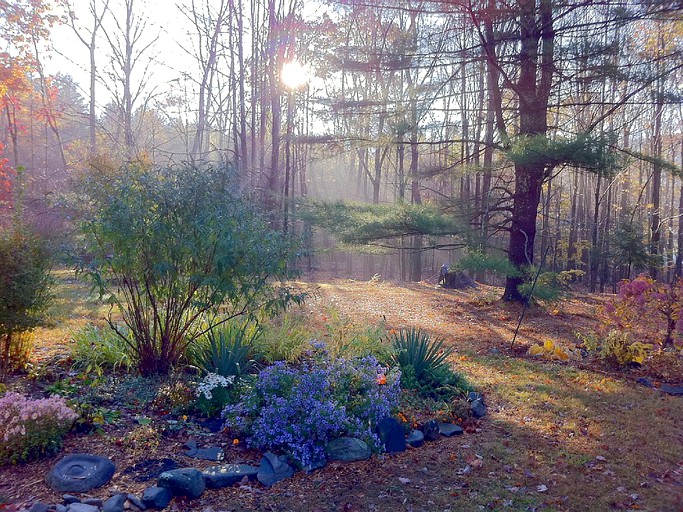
[{"left": 1, "top": 273, "right": 682, "bottom": 512}]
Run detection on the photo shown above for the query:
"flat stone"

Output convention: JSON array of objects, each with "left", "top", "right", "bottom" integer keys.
[
  {"left": 141, "top": 487, "right": 172, "bottom": 509},
  {"left": 184, "top": 439, "right": 198, "bottom": 451},
  {"left": 636, "top": 377, "right": 654, "bottom": 388},
  {"left": 202, "top": 464, "right": 259, "bottom": 489},
  {"left": 29, "top": 503, "right": 49, "bottom": 512},
  {"left": 422, "top": 420, "right": 440, "bottom": 441},
  {"left": 55, "top": 505, "right": 68, "bottom": 512},
  {"left": 184, "top": 447, "right": 224, "bottom": 461},
  {"left": 67, "top": 504, "right": 99, "bottom": 512},
  {"left": 126, "top": 494, "right": 147, "bottom": 510},
  {"left": 377, "top": 417, "right": 406, "bottom": 453},
  {"left": 257, "top": 452, "right": 294, "bottom": 487},
  {"left": 438, "top": 422, "right": 464, "bottom": 437},
  {"left": 82, "top": 499, "right": 102, "bottom": 508},
  {"left": 406, "top": 429, "right": 424, "bottom": 448},
  {"left": 660, "top": 384, "right": 683, "bottom": 395},
  {"left": 47, "top": 455, "right": 116, "bottom": 493},
  {"left": 158, "top": 468, "right": 205, "bottom": 499},
  {"left": 102, "top": 494, "right": 127, "bottom": 512},
  {"left": 326, "top": 437, "right": 371, "bottom": 462},
  {"left": 62, "top": 496, "right": 80, "bottom": 505}
]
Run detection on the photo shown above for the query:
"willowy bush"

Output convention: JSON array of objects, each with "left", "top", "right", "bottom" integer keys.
[
  {"left": 0, "top": 392, "right": 78, "bottom": 465},
  {"left": 223, "top": 356, "right": 400, "bottom": 469},
  {"left": 0, "top": 227, "right": 53, "bottom": 380},
  {"left": 79, "top": 164, "right": 302, "bottom": 376}
]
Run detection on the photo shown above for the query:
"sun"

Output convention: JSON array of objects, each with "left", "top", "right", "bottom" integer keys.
[{"left": 281, "top": 60, "right": 309, "bottom": 90}]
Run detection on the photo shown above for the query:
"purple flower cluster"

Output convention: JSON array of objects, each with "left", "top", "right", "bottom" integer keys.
[{"left": 223, "top": 356, "right": 400, "bottom": 468}]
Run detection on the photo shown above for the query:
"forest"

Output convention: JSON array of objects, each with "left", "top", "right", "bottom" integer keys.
[{"left": 0, "top": 1, "right": 682, "bottom": 511}]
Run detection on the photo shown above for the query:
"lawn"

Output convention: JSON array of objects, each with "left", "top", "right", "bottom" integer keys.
[{"left": 1, "top": 271, "right": 681, "bottom": 512}]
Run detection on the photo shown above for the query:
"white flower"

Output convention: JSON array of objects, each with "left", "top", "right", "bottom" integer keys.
[{"left": 196, "top": 373, "right": 235, "bottom": 400}]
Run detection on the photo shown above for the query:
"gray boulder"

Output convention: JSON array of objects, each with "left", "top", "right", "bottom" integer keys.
[
  {"left": 158, "top": 468, "right": 205, "bottom": 499},
  {"left": 257, "top": 452, "right": 295, "bottom": 487},
  {"left": 202, "top": 464, "right": 258, "bottom": 489},
  {"left": 141, "top": 487, "right": 173, "bottom": 509},
  {"left": 406, "top": 429, "right": 424, "bottom": 448},
  {"left": 438, "top": 422, "right": 464, "bottom": 437},
  {"left": 326, "top": 437, "right": 371, "bottom": 462},
  {"left": 66, "top": 504, "right": 99, "bottom": 512},
  {"left": 377, "top": 417, "right": 406, "bottom": 453},
  {"left": 102, "top": 494, "right": 126, "bottom": 512}
]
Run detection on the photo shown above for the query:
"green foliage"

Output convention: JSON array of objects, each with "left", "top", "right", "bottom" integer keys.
[
  {"left": 507, "top": 133, "right": 621, "bottom": 175},
  {"left": 79, "top": 164, "right": 301, "bottom": 376},
  {"left": 456, "top": 250, "right": 520, "bottom": 277},
  {"left": 190, "top": 320, "right": 258, "bottom": 378},
  {"left": 389, "top": 328, "right": 467, "bottom": 398},
  {"left": 301, "top": 200, "right": 466, "bottom": 249},
  {"left": 0, "top": 228, "right": 53, "bottom": 379},
  {"left": 519, "top": 270, "right": 584, "bottom": 303},
  {"left": 390, "top": 328, "right": 453, "bottom": 379},
  {"left": 578, "top": 331, "right": 652, "bottom": 366},
  {"left": 253, "top": 312, "right": 315, "bottom": 364},
  {"left": 70, "top": 324, "right": 134, "bottom": 374},
  {"left": 320, "top": 308, "right": 393, "bottom": 362}
]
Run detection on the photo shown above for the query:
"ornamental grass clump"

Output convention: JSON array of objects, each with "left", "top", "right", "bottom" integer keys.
[
  {"left": 0, "top": 392, "right": 78, "bottom": 465},
  {"left": 223, "top": 355, "right": 400, "bottom": 469}
]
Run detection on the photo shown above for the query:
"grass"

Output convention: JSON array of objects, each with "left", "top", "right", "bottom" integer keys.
[{"left": 7, "top": 274, "right": 683, "bottom": 511}]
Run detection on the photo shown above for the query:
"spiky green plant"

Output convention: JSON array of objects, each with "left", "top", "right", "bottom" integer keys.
[
  {"left": 389, "top": 328, "right": 453, "bottom": 380},
  {"left": 190, "top": 320, "right": 259, "bottom": 379}
]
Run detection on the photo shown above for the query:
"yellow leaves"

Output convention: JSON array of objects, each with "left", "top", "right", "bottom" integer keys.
[{"left": 528, "top": 339, "right": 581, "bottom": 362}]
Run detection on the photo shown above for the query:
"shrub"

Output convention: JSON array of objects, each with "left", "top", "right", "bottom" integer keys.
[
  {"left": 254, "top": 312, "right": 314, "bottom": 363},
  {"left": 0, "top": 392, "right": 77, "bottom": 465},
  {"left": 321, "top": 309, "right": 392, "bottom": 362},
  {"left": 70, "top": 324, "right": 134, "bottom": 374},
  {"left": 195, "top": 373, "right": 237, "bottom": 418},
  {"left": 389, "top": 328, "right": 468, "bottom": 399},
  {"left": 79, "top": 164, "right": 301, "bottom": 376},
  {"left": 578, "top": 331, "right": 651, "bottom": 366},
  {"left": 223, "top": 356, "right": 400, "bottom": 469},
  {"left": 0, "top": 228, "right": 53, "bottom": 379},
  {"left": 190, "top": 320, "right": 258, "bottom": 378}
]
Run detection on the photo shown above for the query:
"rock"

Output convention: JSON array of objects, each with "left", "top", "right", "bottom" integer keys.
[
  {"left": 82, "top": 499, "right": 102, "bottom": 508},
  {"left": 202, "top": 464, "right": 258, "bottom": 489},
  {"left": 56, "top": 505, "right": 68, "bottom": 512},
  {"left": 141, "top": 487, "right": 172, "bottom": 509},
  {"left": 301, "top": 455, "right": 327, "bottom": 473},
  {"left": 102, "top": 494, "right": 127, "bottom": 512},
  {"left": 377, "top": 417, "right": 406, "bottom": 453},
  {"left": 184, "top": 439, "right": 198, "bottom": 452},
  {"left": 326, "top": 437, "right": 371, "bottom": 462},
  {"left": 158, "top": 468, "right": 205, "bottom": 499},
  {"left": 126, "top": 494, "right": 147, "bottom": 510},
  {"left": 200, "top": 418, "right": 224, "bottom": 433},
  {"left": 660, "top": 384, "right": 683, "bottom": 395},
  {"left": 29, "top": 502, "right": 49, "bottom": 512},
  {"left": 467, "top": 391, "right": 481, "bottom": 402},
  {"left": 122, "top": 459, "right": 179, "bottom": 483},
  {"left": 406, "top": 429, "right": 424, "bottom": 448},
  {"left": 47, "top": 454, "right": 116, "bottom": 493},
  {"left": 438, "top": 422, "right": 464, "bottom": 437},
  {"left": 184, "top": 447, "right": 224, "bottom": 462},
  {"left": 489, "top": 348, "right": 501, "bottom": 356},
  {"left": 66, "top": 504, "right": 99, "bottom": 512},
  {"left": 257, "top": 452, "right": 295, "bottom": 487},
  {"left": 422, "top": 420, "right": 440, "bottom": 441},
  {"left": 471, "top": 398, "right": 487, "bottom": 418},
  {"left": 636, "top": 377, "right": 654, "bottom": 388},
  {"left": 62, "top": 496, "right": 80, "bottom": 505}
]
